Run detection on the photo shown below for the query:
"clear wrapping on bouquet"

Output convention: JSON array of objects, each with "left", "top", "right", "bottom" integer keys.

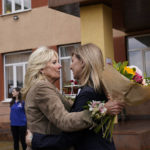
[{"left": 102, "top": 64, "right": 150, "bottom": 105}]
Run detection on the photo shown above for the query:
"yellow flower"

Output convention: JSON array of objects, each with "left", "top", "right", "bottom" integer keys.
[{"left": 124, "top": 66, "right": 135, "bottom": 76}]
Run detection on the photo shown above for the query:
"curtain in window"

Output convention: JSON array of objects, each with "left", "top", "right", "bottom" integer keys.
[{"left": 4, "top": 52, "right": 31, "bottom": 99}]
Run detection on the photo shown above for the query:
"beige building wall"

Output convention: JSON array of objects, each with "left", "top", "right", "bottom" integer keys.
[{"left": 0, "top": 6, "right": 81, "bottom": 53}]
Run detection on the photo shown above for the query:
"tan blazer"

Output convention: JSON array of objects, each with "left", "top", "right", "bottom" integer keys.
[{"left": 25, "top": 80, "right": 92, "bottom": 135}]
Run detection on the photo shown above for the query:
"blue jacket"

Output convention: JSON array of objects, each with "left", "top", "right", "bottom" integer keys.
[
  {"left": 10, "top": 101, "right": 27, "bottom": 126},
  {"left": 32, "top": 86, "right": 116, "bottom": 150}
]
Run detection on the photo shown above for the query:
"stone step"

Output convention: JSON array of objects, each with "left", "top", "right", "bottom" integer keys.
[
  {"left": 0, "top": 123, "right": 12, "bottom": 141},
  {"left": 0, "top": 102, "right": 10, "bottom": 123},
  {"left": 113, "top": 120, "right": 150, "bottom": 150},
  {"left": 0, "top": 102, "right": 11, "bottom": 141}
]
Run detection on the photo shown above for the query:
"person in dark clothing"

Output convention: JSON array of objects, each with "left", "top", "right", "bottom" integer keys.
[
  {"left": 26, "top": 43, "right": 125, "bottom": 150},
  {"left": 10, "top": 87, "right": 27, "bottom": 150}
]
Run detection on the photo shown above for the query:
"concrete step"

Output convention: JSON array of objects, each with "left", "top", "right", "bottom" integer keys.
[
  {"left": 0, "top": 123, "right": 12, "bottom": 141},
  {"left": 0, "top": 102, "right": 10, "bottom": 123},
  {"left": 113, "top": 120, "right": 150, "bottom": 150},
  {"left": 0, "top": 102, "right": 12, "bottom": 141}
]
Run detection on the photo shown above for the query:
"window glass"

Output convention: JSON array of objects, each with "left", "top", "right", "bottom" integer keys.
[
  {"left": 128, "top": 50, "right": 144, "bottom": 73},
  {"left": 60, "top": 46, "right": 76, "bottom": 57},
  {"left": 24, "top": 0, "right": 30, "bottom": 9},
  {"left": 4, "top": 51, "right": 31, "bottom": 100},
  {"left": 128, "top": 35, "right": 150, "bottom": 49},
  {"left": 3, "top": 0, "right": 31, "bottom": 14},
  {"left": 145, "top": 50, "right": 150, "bottom": 77},
  {"left": 16, "top": 65, "right": 23, "bottom": 88},
  {"left": 5, "top": 66, "right": 13, "bottom": 98},
  {"left": 59, "top": 43, "right": 80, "bottom": 95},
  {"left": 61, "top": 59, "right": 72, "bottom": 87},
  {"left": 5, "top": 0, "right": 12, "bottom": 14},
  {"left": 15, "top": 0, "right": 22, "bottom": 11},
  {"left": 127, "top": 35, "right": 150, "bottom": 77},
  {"left": 5, "top": 52, "right": 31, "bottom": 64}
]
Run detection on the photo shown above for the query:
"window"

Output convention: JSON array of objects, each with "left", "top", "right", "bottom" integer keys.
[
  {"left": 3, "top": 0, "right": 31, "bottom": 15},
  {"left": 127, "top": 35, "right": 150, "bottom": 77},
  {"left": 59, "top": 43, "right": 80, "bottom": 95},
  {"left": 4, "top": 51, "right": 31, "bottom": 101}
]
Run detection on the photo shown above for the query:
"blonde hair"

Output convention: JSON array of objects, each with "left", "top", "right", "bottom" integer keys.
[
  {"left": 73, "top": 43, "right": 104, "bottom": 91},
  {"left": 21, "top": 46, "right": 58, "bottom": 99}
]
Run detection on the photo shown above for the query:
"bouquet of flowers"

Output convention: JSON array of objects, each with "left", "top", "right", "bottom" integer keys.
[
  {"left": 85, "top": 61, "right": 150, "bottom": 141},
  {"left": 113, "top": 61, "right": 150, "bottom": 86},
  {"left": 101, "top": 62, "right": 150, "bottom": 106},
  {"left": 84, "top": 100, "right": 115, "bottom": 140}
]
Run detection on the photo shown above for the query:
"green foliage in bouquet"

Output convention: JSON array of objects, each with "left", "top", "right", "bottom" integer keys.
[
  {"left": 144, "top": 74, "right": 150, "bottom": 86},
  {"left": 113, "top": 61, "right": 135, "bottom": 80},
  {"left": 113, "top": 60, "right": 150, "bottom": 86}
]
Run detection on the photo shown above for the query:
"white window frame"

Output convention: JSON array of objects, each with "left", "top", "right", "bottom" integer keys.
[
  {"left": 2, "top": 0, "right": 31, "bottom": 15},
  {"left": 3, "top": 51, "right": 31, "bottom": 102}
]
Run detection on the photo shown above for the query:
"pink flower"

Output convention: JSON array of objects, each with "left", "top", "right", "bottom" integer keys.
[
  {"left": 91, "top": 101, "right": 100, "bottom": 108},
  {"left": 133, "top": 72, "right": 143, "bottom": 84},
  {"left": 91, "top": 101, "right": 97, "bottom": 107},
  {"left": 99, "top": 107, "right": 107, "bottom": 114}
]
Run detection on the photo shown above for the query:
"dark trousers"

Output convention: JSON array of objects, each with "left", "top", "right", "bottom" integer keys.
[{"left": 11, "top": 126, "right": 27, "bottom": 150}]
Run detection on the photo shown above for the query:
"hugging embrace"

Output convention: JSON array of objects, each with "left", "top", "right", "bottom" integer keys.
[{"left": 22, "top": 43, "right": 150, "bottom": 150}]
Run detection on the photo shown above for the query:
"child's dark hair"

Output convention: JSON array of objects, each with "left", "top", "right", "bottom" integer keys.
[{"left": 10, "top": 87, "right": 22, "bottom": 107}]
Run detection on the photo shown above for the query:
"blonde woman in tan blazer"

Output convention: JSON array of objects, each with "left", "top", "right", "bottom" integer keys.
[{"left": 22, "top": 46, "right": 93, "bottom": 150}]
